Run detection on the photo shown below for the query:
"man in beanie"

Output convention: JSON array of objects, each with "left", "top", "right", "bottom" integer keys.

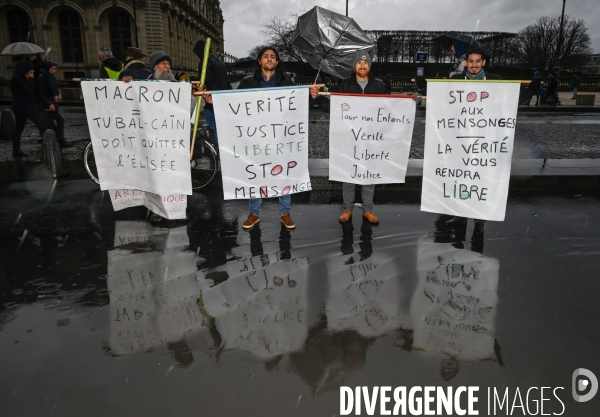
[
  {"left": 10, "top": 60, "right": 47, "bottom": 157},
  {"left": 38, "top": 60, "right": 72, "bottom": 148},
  {"left": 119, "top": 47, "right": 151, "bottom": 81},
  {"left": 310, "top": 52, "right": 388, "bottom": 225},
  {"left": 148, "top": 51, "right": 175, "bottom": 80}
]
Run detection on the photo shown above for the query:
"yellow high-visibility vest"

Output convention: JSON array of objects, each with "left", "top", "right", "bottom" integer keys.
[{"left": 103, "top": 63, "right": 123, "bottom": 80}]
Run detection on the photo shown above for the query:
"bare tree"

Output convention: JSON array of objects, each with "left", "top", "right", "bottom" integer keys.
[
  {"left": 514, "top": 16, "right": 591, "bottom": 70},
  {"left": 249, "top": 13, "right": 305, "bottom": 63}
]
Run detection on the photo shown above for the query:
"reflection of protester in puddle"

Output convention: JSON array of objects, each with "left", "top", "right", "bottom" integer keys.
[
  {"left": 288, "top": 320, "right": 376, "bottom": 396},
  {"left": 249, "top": 223, "right": 293, "bottom": 265},
  {"left": 434, "top": 214, "right": 484, "bottom": 254},
  {"left": 340, "top": 220, "right": 373, "bottom": 264},
  {"left": 168, "top": 340, "right": 194, "bottom": 368}
]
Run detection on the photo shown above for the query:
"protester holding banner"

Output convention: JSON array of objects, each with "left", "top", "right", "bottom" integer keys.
[
  {"left": 193, "top": 40, "right": 232, "bottom": 151},
  {"left": 310, "top": 53, "right": 389, "bottom": 225},
  {"left": 450, "top": 47, "right": 501, "bottom": 80},
  {"left": 238, "top": 46, "right": 297, "bottom": 230}
]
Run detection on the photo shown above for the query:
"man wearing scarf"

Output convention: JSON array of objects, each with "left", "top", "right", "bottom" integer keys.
[{"left": 450, "top": 47, "right": 501, "bottom": 80}]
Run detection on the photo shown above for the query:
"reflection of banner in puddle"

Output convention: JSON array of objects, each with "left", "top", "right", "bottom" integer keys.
[
  {"left": 325, "top": 252, "right": 413, "bottom": 337},
  {"left": 107, "top": 222, "right": 200, "bottom": 355},
  {"left": 201, "top": 253, "right": 310, "bottom": 359},
  {"left": 411, "top": 238, "right": 499, "bottom": 361},
  {"left": 109, "top": 189, "right": 187, "bottom": 220}
]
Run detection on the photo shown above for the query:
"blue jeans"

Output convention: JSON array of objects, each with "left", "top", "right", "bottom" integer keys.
[
  {"left": 204, "top": 107, "right": 218, "bottom": 149},
  {"left": 572, "top": 88, "right": 578, "bottom": 98},
  {"left": 249, "top": 195, "right": 291, "bottom": 216}
]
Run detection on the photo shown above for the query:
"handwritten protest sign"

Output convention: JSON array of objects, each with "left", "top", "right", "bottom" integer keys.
[
  {"left": 81, "top": 80, "right": 192, "bottom": 194},
  {"left": 421, "top": 80, "right": 520, "bottom": 221},
  {"left": 411, "top": 238, "right": 499, "bottom": 362},
  {"left": 109, "top": 189, "right": 187, "bottom": 220},
  {"left": 329, "top": 94, "right": 416, "bottom": 184},
  {"left": 211, "top": 86, "right": 310, "bottom": 200}
]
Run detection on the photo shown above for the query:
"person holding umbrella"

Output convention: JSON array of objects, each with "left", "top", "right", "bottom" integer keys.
[
  {"left": 310, "top": 52, "right": 388, "bottom": 225},
  {"left": 10, "top": 60, "right": 48, "bottom": 157}
]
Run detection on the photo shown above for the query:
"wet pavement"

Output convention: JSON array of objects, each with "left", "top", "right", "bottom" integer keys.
[
  {"left": 1, "top": 180, "right": 599, "bottom": 416},
  {"left": 2, "top": 112, "right": 600, "bottom": 162}
]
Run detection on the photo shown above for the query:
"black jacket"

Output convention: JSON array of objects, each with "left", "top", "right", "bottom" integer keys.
[
  {"left": 119, "top": 59, "right": 151, "bottom": 80},
  {"left": 450, "top": 71, "right": 502, "bottom": 80},
  {"left": 39, "top": 68, "right": 59, "bottom": 109},
  {"left": 11, "top": 61, "right": 39, "bottom": 113},
  {"left": 314, "top": 73, "right": 389, "bottom": 113},
  {"left": 528, "top": 77, "right": 542, "bottom": 93},
  {"left": 548, "top": 77, "right": 559, "bottom": 92},
  {"left": 193, "top": 40, "right": 232, "bottom": 110},
  {"left": 570, "top": 77, "right": 580, "bottom": 89},
  {"left": 238, "top": 73, "right": 295, "bottom": 89}
]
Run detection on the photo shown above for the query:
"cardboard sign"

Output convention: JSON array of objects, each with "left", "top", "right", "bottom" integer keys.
[
  {"left": 81, "top": 80, "right": 192, "bottom": 195},
  {"left": 329, "top": 94, "right": 416, "bottom": 184},
  {"left": 109, "top": 189, "right": 187, "bottom": 220},
  {"left": 421, "top": 80, "right": 520, "bottom": 221},
  {"left": 211, "top": 86, "right": 311, "bottom": 200},
  {"left": 411, "top": 238, "right": 499, "bottom": 362}
]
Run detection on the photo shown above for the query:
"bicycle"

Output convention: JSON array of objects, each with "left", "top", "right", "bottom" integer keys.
[{"left": 83, "top": 123, "right": 219, "bottom": 190}]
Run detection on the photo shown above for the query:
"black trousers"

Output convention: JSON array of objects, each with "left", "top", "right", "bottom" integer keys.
[
  {"left": 13, "top": 110, "right": 46, "bottom": 151},
  {"left": 45, "top": 111, "right": 65, "bottom": 139}
]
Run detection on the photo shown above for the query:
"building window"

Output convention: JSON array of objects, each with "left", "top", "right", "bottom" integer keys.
[
  {"left": 7, "top": 9, "right": 31, "bottom": 43},
  {"left": 59, "top": 10, "right": 84, "bottom": 62},
  {"left": 109, "top": 11, "right": 132, "bottom": 60}
]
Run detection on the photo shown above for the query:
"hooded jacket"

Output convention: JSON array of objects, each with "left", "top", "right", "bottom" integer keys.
[
  {"left": 119, "top": 59, "right": 151, "bottom": 80},
  {"left": 313, "top": 72, "right": 389, "bottom": 113},
  {"left": 99, "top": 56, "right": 123, "bottom": 79},
  {"left": 39, "top": 60, "right": 60, "bottom": 109},
  {"left": 193, "top": 40, "right": 232, "bottom": 110},
  {"left": 11, "top": 60, "right": 39, "bottom": 112}
]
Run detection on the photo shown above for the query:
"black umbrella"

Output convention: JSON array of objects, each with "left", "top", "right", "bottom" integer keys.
[
  {"left": 292, "top": 6, "right": 375, "bottom": 81},
  {"left": 432, "top": 32, "right": 490, "bottom": 58}
]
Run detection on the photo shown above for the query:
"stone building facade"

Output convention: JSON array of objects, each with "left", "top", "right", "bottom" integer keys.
[{"left": 0, "top": 0, "right": 225, "bottom": 79}]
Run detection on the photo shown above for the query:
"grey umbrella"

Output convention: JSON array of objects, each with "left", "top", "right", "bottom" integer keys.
[
  {"left": 292, "top": 6, "right": 375, "bottom": 81},
  {"left": 1, "top": 42, "right": 45, "bottom": 56}
]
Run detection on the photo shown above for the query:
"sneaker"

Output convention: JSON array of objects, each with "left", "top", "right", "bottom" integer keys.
[
  {"left": 242, "top": 212, "right": 260, "bottom": 230},
  {"left": 280, "top": 212, "right": 295, "bottom": 229},
  {"left": 363, "top": 212, "right": 379, "bottom": 224},
  {"left": 339, "top": 210, "right": 352, "bottom": 223}
]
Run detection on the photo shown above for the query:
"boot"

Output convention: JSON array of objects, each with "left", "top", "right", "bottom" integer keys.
[{"left": 59, "top": 138, "right": 73, "bottom": 148}]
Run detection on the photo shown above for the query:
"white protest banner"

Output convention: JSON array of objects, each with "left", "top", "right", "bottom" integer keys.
[
  {"left": 109, "top": 189, "right": 187, "bottom": 220},
  {"left": 211, "top": 86, "right": 310, "bottom": 200},
  {"left": 421, "top": 80, "right": 520, "bottom": 221},
  {"left": 329, "top": 93, "right": 416, "bottom": 184},
  {"left": 81, "top": 80, "right": 192, "bottom": 194}
]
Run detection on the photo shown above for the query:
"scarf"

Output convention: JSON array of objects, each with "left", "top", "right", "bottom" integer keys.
[{"left": 465, "top": 69, "right": 486, "bottom": 80}]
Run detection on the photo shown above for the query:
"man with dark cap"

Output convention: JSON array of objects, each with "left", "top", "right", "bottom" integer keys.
[
  {"left": 10, "top": 60, "right": 47, "bottom": 157},
  {"left": 193, "top": 39, "right": 232, "bottom": 150},
  {"left": 38, "top": 60, "right": 72, "bottom": 148},
  {"left": 310, "top": 52, "right": 388, "bottom": 225},
  {"left": 120, "top": 47, "right": 151, "bottom": 81}
]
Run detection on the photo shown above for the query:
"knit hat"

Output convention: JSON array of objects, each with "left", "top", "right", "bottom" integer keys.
[
  {"left": 534, "top": 71, "right": 541, "bottom": 77},
  {"left": 149, "top": 51, "right": 172, "bottom": 70},
  {"left": 352, "top": 52, "right": 372, "bottom": 70},
  {"left": 43, "top": 60, "right": 57, "bottom": 71},
  {"left": 15, "top": 60, "right": 34, "bottom": 75}
]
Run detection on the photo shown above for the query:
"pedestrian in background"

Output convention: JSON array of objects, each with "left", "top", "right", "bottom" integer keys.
[
  {"left": 10, "top": 60, "right": 47, "bottom": 157},
  {"left": 119, "top": 47, "right": 151, "bottom": 81},
  {"left": 529, "top": 71, "right": 542, "bottom": 107},
  {"left": 543, "top": 72, "right": 560, "bottom": 106},
  {"left": 39, "top": 60, "right": 72, "bottom": 148},
  {"left": 571, "top": 75, "right": 580, "bottom": 99},
  {"left": 98, "top": 47, "right": 123, "bottom": 79}
]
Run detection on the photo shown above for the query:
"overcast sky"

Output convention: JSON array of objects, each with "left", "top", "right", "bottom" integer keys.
[{"left": 221, "top": 0, "right": 599, "bottom": 58}]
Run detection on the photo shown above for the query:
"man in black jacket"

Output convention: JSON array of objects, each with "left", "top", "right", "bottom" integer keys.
[
  {"left": 10, "top": 60, "right": 47, "bottom": 157},
  {"left": 310, "top": 52, "right": 388, "bottom": 225},
  {"left": 210, "top": 46, "right": 296, "bottom": 230},
  {"left": 98, "top": 48, "right": 123, "bottom": 79},
  {"left": 119, "top": 47, "right": 151, "bottom": 81},
  {"left": 193, "top": 40, "right": 232, "bottom": 150},
  {"left": 39, "top": 60, "right": 72, "bottom": 148},
  {"left": 450, "top": 47, "right": 501, "bottom": 80}
]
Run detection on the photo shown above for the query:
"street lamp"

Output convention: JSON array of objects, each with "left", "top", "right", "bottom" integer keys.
[
  {"left": 556, "top": 0, "right": 567, "bottom": 71},
  {"left": 346, "top": 0, "right": 348, "bottom": 16}
]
